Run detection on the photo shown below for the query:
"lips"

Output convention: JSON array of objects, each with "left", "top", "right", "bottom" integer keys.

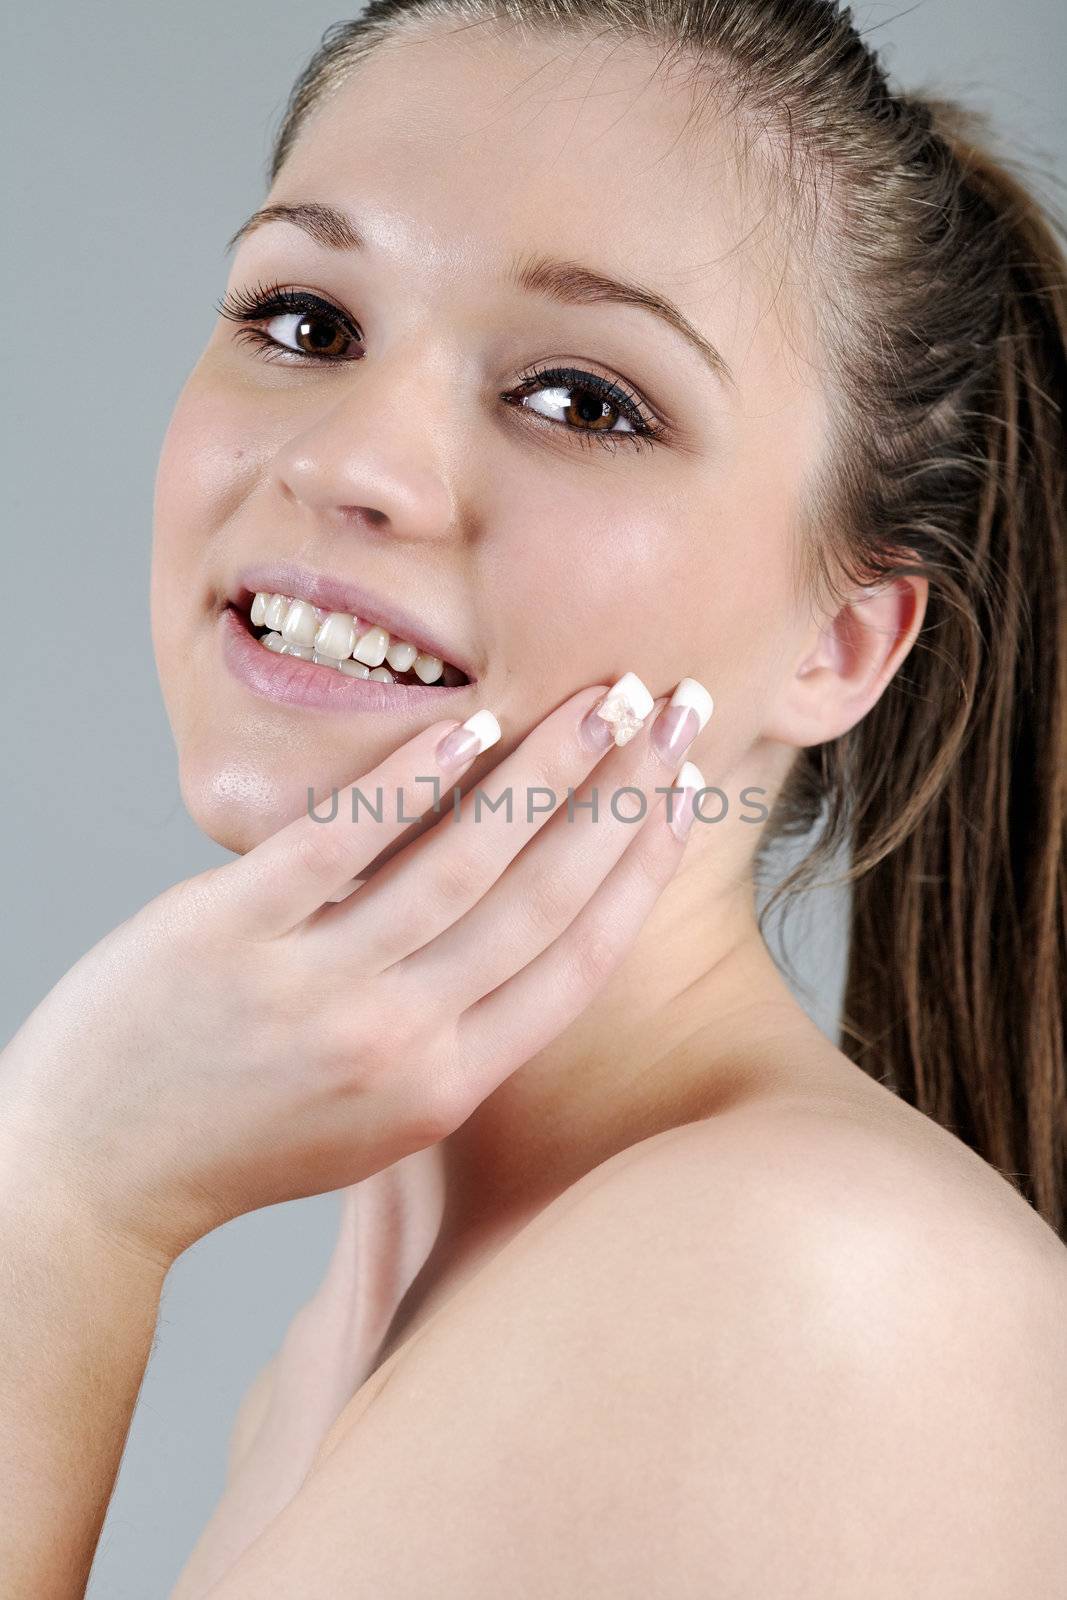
[
  {"left": 226, "top": 561, "right": 477, "bottom": 683},
  {"left": 218, "top": 604, "right": 472, "bottom": 713}
]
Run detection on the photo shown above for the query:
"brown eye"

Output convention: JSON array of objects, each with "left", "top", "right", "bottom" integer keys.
[
  {"left": 504, "top": 363, "right": 662, "bottom": 450},
  {"left": 521, "top": 379, "right": 634, "bottom": 434},
  {"left": 264, "top": 309, "right": 354, "bottom": 359}
]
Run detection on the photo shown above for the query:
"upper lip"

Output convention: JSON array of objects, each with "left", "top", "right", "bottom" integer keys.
[{"left": 228, "top": 560, "right": 478, "bottom": 680}]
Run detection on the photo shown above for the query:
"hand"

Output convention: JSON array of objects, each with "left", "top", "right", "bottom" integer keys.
[{"left": 0, "top": 677, "right": 709, "bottom": 1267}]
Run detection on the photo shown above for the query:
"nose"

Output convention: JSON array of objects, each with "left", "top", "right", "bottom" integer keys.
[{"left": 271, "top": 344, "right": 461, "bottom": 546}]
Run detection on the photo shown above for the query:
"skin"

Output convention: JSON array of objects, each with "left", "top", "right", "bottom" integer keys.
[
  {"left": 4, "top": 19, "right": 1066, "bottom": 1600},
  {"left": 151, "top": 19, "right": 928, "bottom": 1252},
  {"left": 155, "top": 25, "right": 1066, "bottom": 1589}
]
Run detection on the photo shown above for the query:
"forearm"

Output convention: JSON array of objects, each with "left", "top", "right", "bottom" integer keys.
[{"left": 0, "top": 1136, "right": 168, "bottom": 1599}]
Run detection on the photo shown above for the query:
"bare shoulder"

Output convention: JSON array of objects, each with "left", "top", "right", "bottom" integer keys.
[
  {"left": 523, "top": 1075, "right": 1067, "bottom": 1372},
  {"left": 590, "top": 1081, "right": 1067, "bottom": 1399},
  {"left": 207, "top": 1085, "right": 1067, "bottom": 1598},
  {"left": 457, "top": 1090, "right": 1067, "bottom": 1591},
  {"left": 610, "top": 1075, "right": 1067, "bottom": 1296}
]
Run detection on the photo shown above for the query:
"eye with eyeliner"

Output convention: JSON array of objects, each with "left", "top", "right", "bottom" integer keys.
[{"left": 214, "top": 279, "right": 667, "bottom": 454}]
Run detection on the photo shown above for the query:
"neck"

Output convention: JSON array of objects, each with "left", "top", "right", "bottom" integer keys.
[{"left": 430, "top": 811, "right": 827, "bottom": 1259}]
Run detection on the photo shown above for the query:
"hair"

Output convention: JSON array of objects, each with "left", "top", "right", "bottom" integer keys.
[{"left": 264, "top": 1, "right": 1067, "bottom": 1238}]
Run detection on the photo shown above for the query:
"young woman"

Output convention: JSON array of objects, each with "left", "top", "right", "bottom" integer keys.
[{"left": 3, "top": 2, "right": 1066, "bottom": 1594}]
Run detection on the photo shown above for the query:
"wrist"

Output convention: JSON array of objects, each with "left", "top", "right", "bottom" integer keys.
[
  {"left": 0, "top": 1079, "right": 175, "bottom": 1282},
  {"left": 1, "top": 1157, "right": 174, "bottom": 1288}
]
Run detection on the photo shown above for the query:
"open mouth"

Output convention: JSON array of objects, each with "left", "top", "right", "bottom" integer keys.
[{"left": 234, "top": 589, "right": 471, "bottom": 688}]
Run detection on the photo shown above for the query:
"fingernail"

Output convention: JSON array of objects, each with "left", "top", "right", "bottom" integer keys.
[
  {"left": 578, "top": 671, "right": 655, "bottom": 752},
  {"left": 670, "top": 759, "right": 704, "bottom": 841},
  {"left": 651, "top": 678, "right": 714, "bottom": 766},
  {"left": 435, "top": 709, "right": 501, "bottom": 771}
]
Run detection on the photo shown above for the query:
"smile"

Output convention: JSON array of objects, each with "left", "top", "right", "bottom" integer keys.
[
  {"left": 218, "top": 565, "right": 476, "bottom": 714},
  {"left": 247, "top": 590, "right": 469, "bottom": 687}
]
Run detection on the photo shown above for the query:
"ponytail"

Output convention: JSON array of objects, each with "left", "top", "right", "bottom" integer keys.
[{"left": 838, "top": 102, "right": 1067, "bottom": 1237}]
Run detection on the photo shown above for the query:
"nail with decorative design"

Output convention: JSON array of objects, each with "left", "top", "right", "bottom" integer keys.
[{"left": 579, "top": 671, "right": 655, "bottom": 752}]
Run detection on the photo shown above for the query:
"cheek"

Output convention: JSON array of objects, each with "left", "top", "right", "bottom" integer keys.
[
  {"left": 152, "top": 367, "right": 263, "bottom": 585},
  {"left": 150, "top": 368, "right": 264, "bottom": 699},
  {"left": 150, "top": 363, "right": 295, "bottom": 849},
  {"left": 482, "top": 461, "right": 794, "bottom": 699}
]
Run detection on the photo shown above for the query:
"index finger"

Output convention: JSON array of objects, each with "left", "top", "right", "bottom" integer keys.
[{"left": 218, "top": 709, "right": 503, "bottom": 935}]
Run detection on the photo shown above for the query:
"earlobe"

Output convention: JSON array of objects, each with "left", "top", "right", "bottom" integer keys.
[{"left": 772, "top": 572, "right": 929, "bottom": 748}]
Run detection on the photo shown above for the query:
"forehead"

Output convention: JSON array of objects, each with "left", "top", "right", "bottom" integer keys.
[{"left": 267, "top": 20, "right": 815, "bottom": 382}]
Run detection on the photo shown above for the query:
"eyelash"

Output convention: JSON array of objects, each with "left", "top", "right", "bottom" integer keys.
[{"left": 214, "top": 279, "right": 665, "bottom": 455}]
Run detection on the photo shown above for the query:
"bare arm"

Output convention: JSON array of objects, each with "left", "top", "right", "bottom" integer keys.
[{"left": 0, "top": 1143, "right": 168, "bottom": 1599}]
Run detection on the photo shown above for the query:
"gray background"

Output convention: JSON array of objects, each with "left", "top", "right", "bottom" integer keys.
[{"left": 1, "top": 2, "right": 1062, "bottom": 1593}]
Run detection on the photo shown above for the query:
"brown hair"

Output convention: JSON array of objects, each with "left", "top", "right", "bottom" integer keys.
[{"left": 266, "top": 2, "right": 1067, "bottom": 1237}]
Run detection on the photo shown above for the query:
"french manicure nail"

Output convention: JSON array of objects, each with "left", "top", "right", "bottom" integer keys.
[
  {"left": 435, "top": 709, "right": 501, "bottom": 771},
  {"left": 579, "top": 671, "right": 655, "bottom": 751},
  {"left": 670, "top": 759, "right": 704, "bottom": 841},
  {"left": 651, "top": 678, "right": 714, "bottom": 766}
]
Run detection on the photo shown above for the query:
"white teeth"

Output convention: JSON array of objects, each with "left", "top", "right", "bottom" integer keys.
[
  {"left": 281, "top": 598, "right": 321, "bottom": 649},
  {"left": 248, "top": 590, "right": 463, "bottom": 685},
  {"left": 385, "top": 638, "right": 418, "bottom": 673},
  {"left": 263, "top": 593, "right": 289, "bottom": 630},
  {"left": 352, "top": 624, "right": 389, "bottom": 667},
  {"left": 413, "top": 652, "right": 444, "bottom": 683},
  {"left": 313, "top": 611, "right": 358, "bottom": 660}
]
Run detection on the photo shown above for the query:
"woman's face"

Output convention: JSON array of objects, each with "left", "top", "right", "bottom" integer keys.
[{"left": 152, "top": 22, "right": 825, "bottom": 853}]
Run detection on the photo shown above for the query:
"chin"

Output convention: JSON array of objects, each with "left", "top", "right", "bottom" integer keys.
[
  {"left": 177, "top": 750, "right": 318, "bottom": 855},
  {"left": 176, "top": 743, "right": 441, "bottom": 879}
]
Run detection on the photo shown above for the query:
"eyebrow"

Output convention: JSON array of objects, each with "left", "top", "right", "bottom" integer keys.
[{"left": 225, "top": 200, "right": 736, "bottom": 391}]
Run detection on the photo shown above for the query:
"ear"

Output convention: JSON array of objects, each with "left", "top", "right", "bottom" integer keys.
[{"left": 768, "top": 569, "right": 929, "bottom": 748}]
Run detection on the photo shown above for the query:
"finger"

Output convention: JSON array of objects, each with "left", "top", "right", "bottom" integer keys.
[
  {"left": 449, "top": 763, "right": 703, "bottom": 1105},
  {"left": 388, "top": 685, "right": 710, "bottom": 1011},
  {"left": 219, "top": 709, "right": 502, "bottom": 937},
  {"left": 316, "top": 674, "right": 659, "bottom": 971}
]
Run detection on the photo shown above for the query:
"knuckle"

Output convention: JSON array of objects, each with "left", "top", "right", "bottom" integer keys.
[
  {"left": 414, "top": 1058, "right": 467, "bottom": 1143},
  {"left": 574, "top": 921, "right": 622, "bottom": 990},
  {"left": 362, "top": 1038, "right": 465, "bottom": 1150},
  {"left": 382, "top": 892, "right": 431, "bottom": 961},
  {"left": 296, "top": 986, "right": 388, "bottom": 1090},
  {"left": 522, "top": 864, "right": 573, "bottom": 939},
  {"left": 168, "top": 866, "right": 228, "bottom": 923},
  {"left": 424, "top": 842, "right": 483, "bottom": 918},
  {"left": 305, "top": 978, "right": 427, "bottom": 1100},
  {"left": 301, "top": 1005, "right": 360, "bottom": 1087},
  {"left": 293, "top": 824, "right": 350, "bottom": 884},
  {"left": 631, "top": 821, "right": 671, "bottom": 889},
  {"left": 145, "top": 869, "right": 229, "bottom": 945}
]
